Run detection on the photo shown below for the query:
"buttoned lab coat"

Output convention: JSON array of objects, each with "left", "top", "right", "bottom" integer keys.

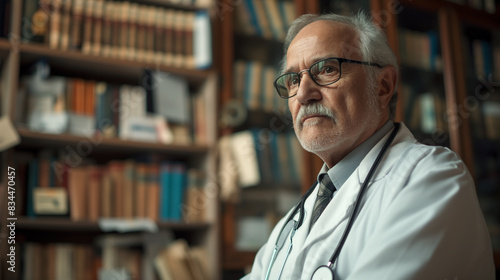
[{"left": 243, "top": 123, "right": 495, "bottom": 280}]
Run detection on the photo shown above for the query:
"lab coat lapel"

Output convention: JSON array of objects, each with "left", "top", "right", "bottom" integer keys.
[
  {"left": 357, "top": 123, "right": 416, "bottom": 183},
  {"left": 300, "top": 124, "right": 415, "bottom": 252},
  {"left": 301, "top": 172, "right": 360, "bottom": 250}
]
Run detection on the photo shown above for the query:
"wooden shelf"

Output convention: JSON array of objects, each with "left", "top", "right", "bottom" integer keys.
[
  {"left": 17, "top": 127, "right": 210, "bottom": 158},
  {"left": 17, "top": 43, "right": 213, "bottom": 86},
  {"left": 16, "top": 217, "right": 210, "bottom": 232}
]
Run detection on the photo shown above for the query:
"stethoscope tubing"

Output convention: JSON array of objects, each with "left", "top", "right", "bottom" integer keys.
[
  {"left": 266, "top": 123, "right": 400, "bottom": 280},
  {"left": 325, "top": 123, "right": 400, "bottom": 268}
]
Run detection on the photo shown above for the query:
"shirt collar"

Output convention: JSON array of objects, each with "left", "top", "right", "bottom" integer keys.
[{"left": 317, "top": 120, "right": 394, "bottom": 190}]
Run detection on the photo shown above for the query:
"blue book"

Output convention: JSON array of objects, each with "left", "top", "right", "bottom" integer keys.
[
  {"left": 428, "top": 31, "right": 439, "bottom": 71},
  {"left": 243, "top": 0, "right": 263, "bottom": 36},
  {"left": 482, "top": 40, "right": 493, "bottom": 78},
  {"left": 170, "top": 163, "right": 187, "bottom": 221},
  {"left": 26, "top": 159, "right": 38, "bottom": 217},
  {"left": 159, "top": 162, "right": 173, "bottom": 220},
  {"left": 244, "top": 62, "right": 254, "bottom": 108}
]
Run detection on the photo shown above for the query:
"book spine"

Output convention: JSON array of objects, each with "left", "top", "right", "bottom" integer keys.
[
  {"left": 163, "top": 9, "right": 174, "bottom": 66},
  {"left": 184, "top": 12, "right": 195, "bottom": 69},
  {"left": 119, "top": 1, "right": 129, "bottom": 60},
  {"left": 59, "top": 0, "right": 72, "bottom": 50},
  {"left": 101, "top": 1, "right": 112, "bottom": 57},
  {"left": 154, "top": 7, "right": 165, "bottom": 64},
  {"left": 110, "top": 1, "right": 120, "bottom": 59},
  {"left": 70, "top": 0, "right": 84, "bottom": 50},
  {"left": 159, "top": 162, "right": 172, "bottom": 220},
  {"left": 49, "top": 0, "right": 62, "bottom": 49},
  {"left": 81, "top": 0, "right": 94, "bottom": 54},
  {"left": 127, "top": 2, "right": 138, "bottom": 60},
  {"left": 145, "top": 6, "right": 156, "bottom": 63},
  {"left": 91, "top": 0, "right": 103, "bottom": 56},
  {"left": 136, "top": 4, "right": 147, "bottom": 62}
]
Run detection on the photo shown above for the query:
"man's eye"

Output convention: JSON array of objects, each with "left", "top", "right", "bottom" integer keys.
[
  {"left": 287, "top": 77, "right": 299, "bottom": 88},
  {"left": 321, "top": 66, "right": 338, "bottom": 74}
]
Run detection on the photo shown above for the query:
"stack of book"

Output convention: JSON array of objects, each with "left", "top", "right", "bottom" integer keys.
[
  {"left": 21, "top": 0, "right": 212, "bottom": 69},
  {"left": 22, "top": 243, "right": 96, "bottom": 280},
  {"left": 22, "top": 235, "right": 210, "bottom": 280},
  {"left": 18, "top": 62, "right": 208, "bottom": 145},
  {"left": 398, "top": 29, "right": 442, "bottom": 72},
  {"left": 233, "top": 60, "right": 288, "bottom": 114},
  {"left": 234, "top": 0, "right": 296, "bottom": 40},
  {"left": 229, "top": 129, "right": 304, "bottom": 187},
  {"left": 17, "top": 153, "right": 207, "bottom": 223}
]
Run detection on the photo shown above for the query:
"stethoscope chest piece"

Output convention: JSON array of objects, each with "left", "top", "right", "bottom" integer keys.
[{"left": 311, "top": 265, "right": 334, "bottom": 280}]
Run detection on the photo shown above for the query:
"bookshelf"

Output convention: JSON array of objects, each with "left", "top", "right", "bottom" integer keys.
[
  {"left": 16, "top": 43, "right": 212, "bottom": 85},
  {"left": 0, "top": 0, "right": 220, "bottom": 280}
]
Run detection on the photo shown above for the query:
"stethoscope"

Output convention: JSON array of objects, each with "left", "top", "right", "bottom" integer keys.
[{"left": 264, "top": 123, "right": 401, "bottom": 280}]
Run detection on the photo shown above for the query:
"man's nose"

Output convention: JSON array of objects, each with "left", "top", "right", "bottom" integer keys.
[{"left": 295, "top": 72, "right": 322, "bottom": 104}]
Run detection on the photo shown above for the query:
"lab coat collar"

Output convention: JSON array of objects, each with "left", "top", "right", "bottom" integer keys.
[
  {"left": 299, "top": 123, "right": 416, "bottom": 252},
  {"left": 356, "top": 122, "right": 416, "bottom": 185}
]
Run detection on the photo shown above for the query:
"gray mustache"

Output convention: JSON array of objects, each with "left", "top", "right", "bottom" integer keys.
[{"left": 296, "top": 103, "right": 336, "bottom": 126}]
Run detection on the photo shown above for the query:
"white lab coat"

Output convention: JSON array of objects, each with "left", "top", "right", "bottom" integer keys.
[{"left": 243, "top": 123, "right": 495, "bottom": 280}]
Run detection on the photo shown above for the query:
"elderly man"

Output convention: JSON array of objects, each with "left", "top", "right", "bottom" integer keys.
[{"left": 242, "top": 12, "right": 494, "bottom": 279}]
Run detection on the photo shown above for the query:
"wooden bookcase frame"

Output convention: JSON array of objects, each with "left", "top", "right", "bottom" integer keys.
[{"left": 0, "top": 0, "right": 221, "bottom": 279}]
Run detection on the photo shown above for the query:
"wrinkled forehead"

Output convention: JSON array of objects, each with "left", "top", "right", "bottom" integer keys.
[{"left": 286, "top": 21, "right": 361, "bottom": 69}]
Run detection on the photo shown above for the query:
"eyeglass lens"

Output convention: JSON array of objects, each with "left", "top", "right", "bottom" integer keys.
[{"left": 276, "top": 58, "right": 341, "bottom": 98}]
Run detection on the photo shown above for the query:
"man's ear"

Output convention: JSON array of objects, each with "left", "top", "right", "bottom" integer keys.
[{"left": 377, "top": 65, "right": 398, "bottom": 109}]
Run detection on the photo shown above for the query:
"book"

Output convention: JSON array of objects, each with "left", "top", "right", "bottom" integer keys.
[
  {"left": 183, "top": 169, "right": 206, "bottom": 223},
  {"left": 146, "top": 165, "right": 160, "bottom": 221},
  {"left": 87, "top": 165, "right": 102, "bottom": 221},
  {"left": 70, "top": 0, "right": 84, "bottom": 49},
  {"left": 108, "top": 161, "right": 125, "bottom": 218},
  {"left": 135, "top": 163, "right": 148, "bottom": 218},
  {"left": 123, "top": 160, "right": 136, "bottom": 218},
  {"left": 100, "top": 167, "right": 113, "bottom": 218},
  {"left": 170, "top": 163, "right": 187, "bottom": 221},
  {"left": 229, "top": 130, "right": 261, "bottom": 187},
  {"left": 165, "top": 9, "right": 177, "bottom": 66},
  {"left": 59, "top": 0, "right": 72, "bottom": 50},
  {"left": 26, "top": 159, "right": 38, "bottom": 217},
  {"left": 81, "top": 0, "right": 94, "bottom": 54},
  {"left": 159, "top": 162, "right": 173, "bottom": 220},
  {"left": 91, "top": 0, "right": 104, "bottom": 56},
  {"left": 119, "top": 1, "right": 130, "bottom": 60},
  {"left": 127, "top": 2, "right": 139, "bottom": 60},
  {"left": 101, "top": 1, "right": 112, "bottom": 57},
  {"left": 263, "top": 0, "right": 285, "bottom": 40},
  {"left": 193, "top": 10, "right": 212, "bottom": 69},
  {"left": 49, "top": 0, "right": 62, "bottom": 49},
  {"left": 154, "top": 239, "right": 194, "bottom": 280},
  {"left": 68, "top": 166, "right": 88, "bottom": 220}
]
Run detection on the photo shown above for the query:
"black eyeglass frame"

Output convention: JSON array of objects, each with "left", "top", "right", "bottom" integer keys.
[{"left": 273, "top": 57, "right": 383, "bottom": 99}]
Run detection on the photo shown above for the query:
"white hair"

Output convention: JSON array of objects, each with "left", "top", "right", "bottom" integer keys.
[{"left": 281, "top": 12, "right": 399, "bottom": 120}]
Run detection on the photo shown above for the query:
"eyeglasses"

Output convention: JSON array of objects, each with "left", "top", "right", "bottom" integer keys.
[{"left": 274, "top": 57, "right": 383, "bottom": 99}]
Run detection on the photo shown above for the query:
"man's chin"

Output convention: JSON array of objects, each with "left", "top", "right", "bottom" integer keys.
[{"left": 297, "top": 136, "right": 331, "bottom": 154}]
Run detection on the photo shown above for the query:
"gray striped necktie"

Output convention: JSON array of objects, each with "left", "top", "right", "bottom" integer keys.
[{"left": 310, "top": 174, "right": 336, "bottom": 230}]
